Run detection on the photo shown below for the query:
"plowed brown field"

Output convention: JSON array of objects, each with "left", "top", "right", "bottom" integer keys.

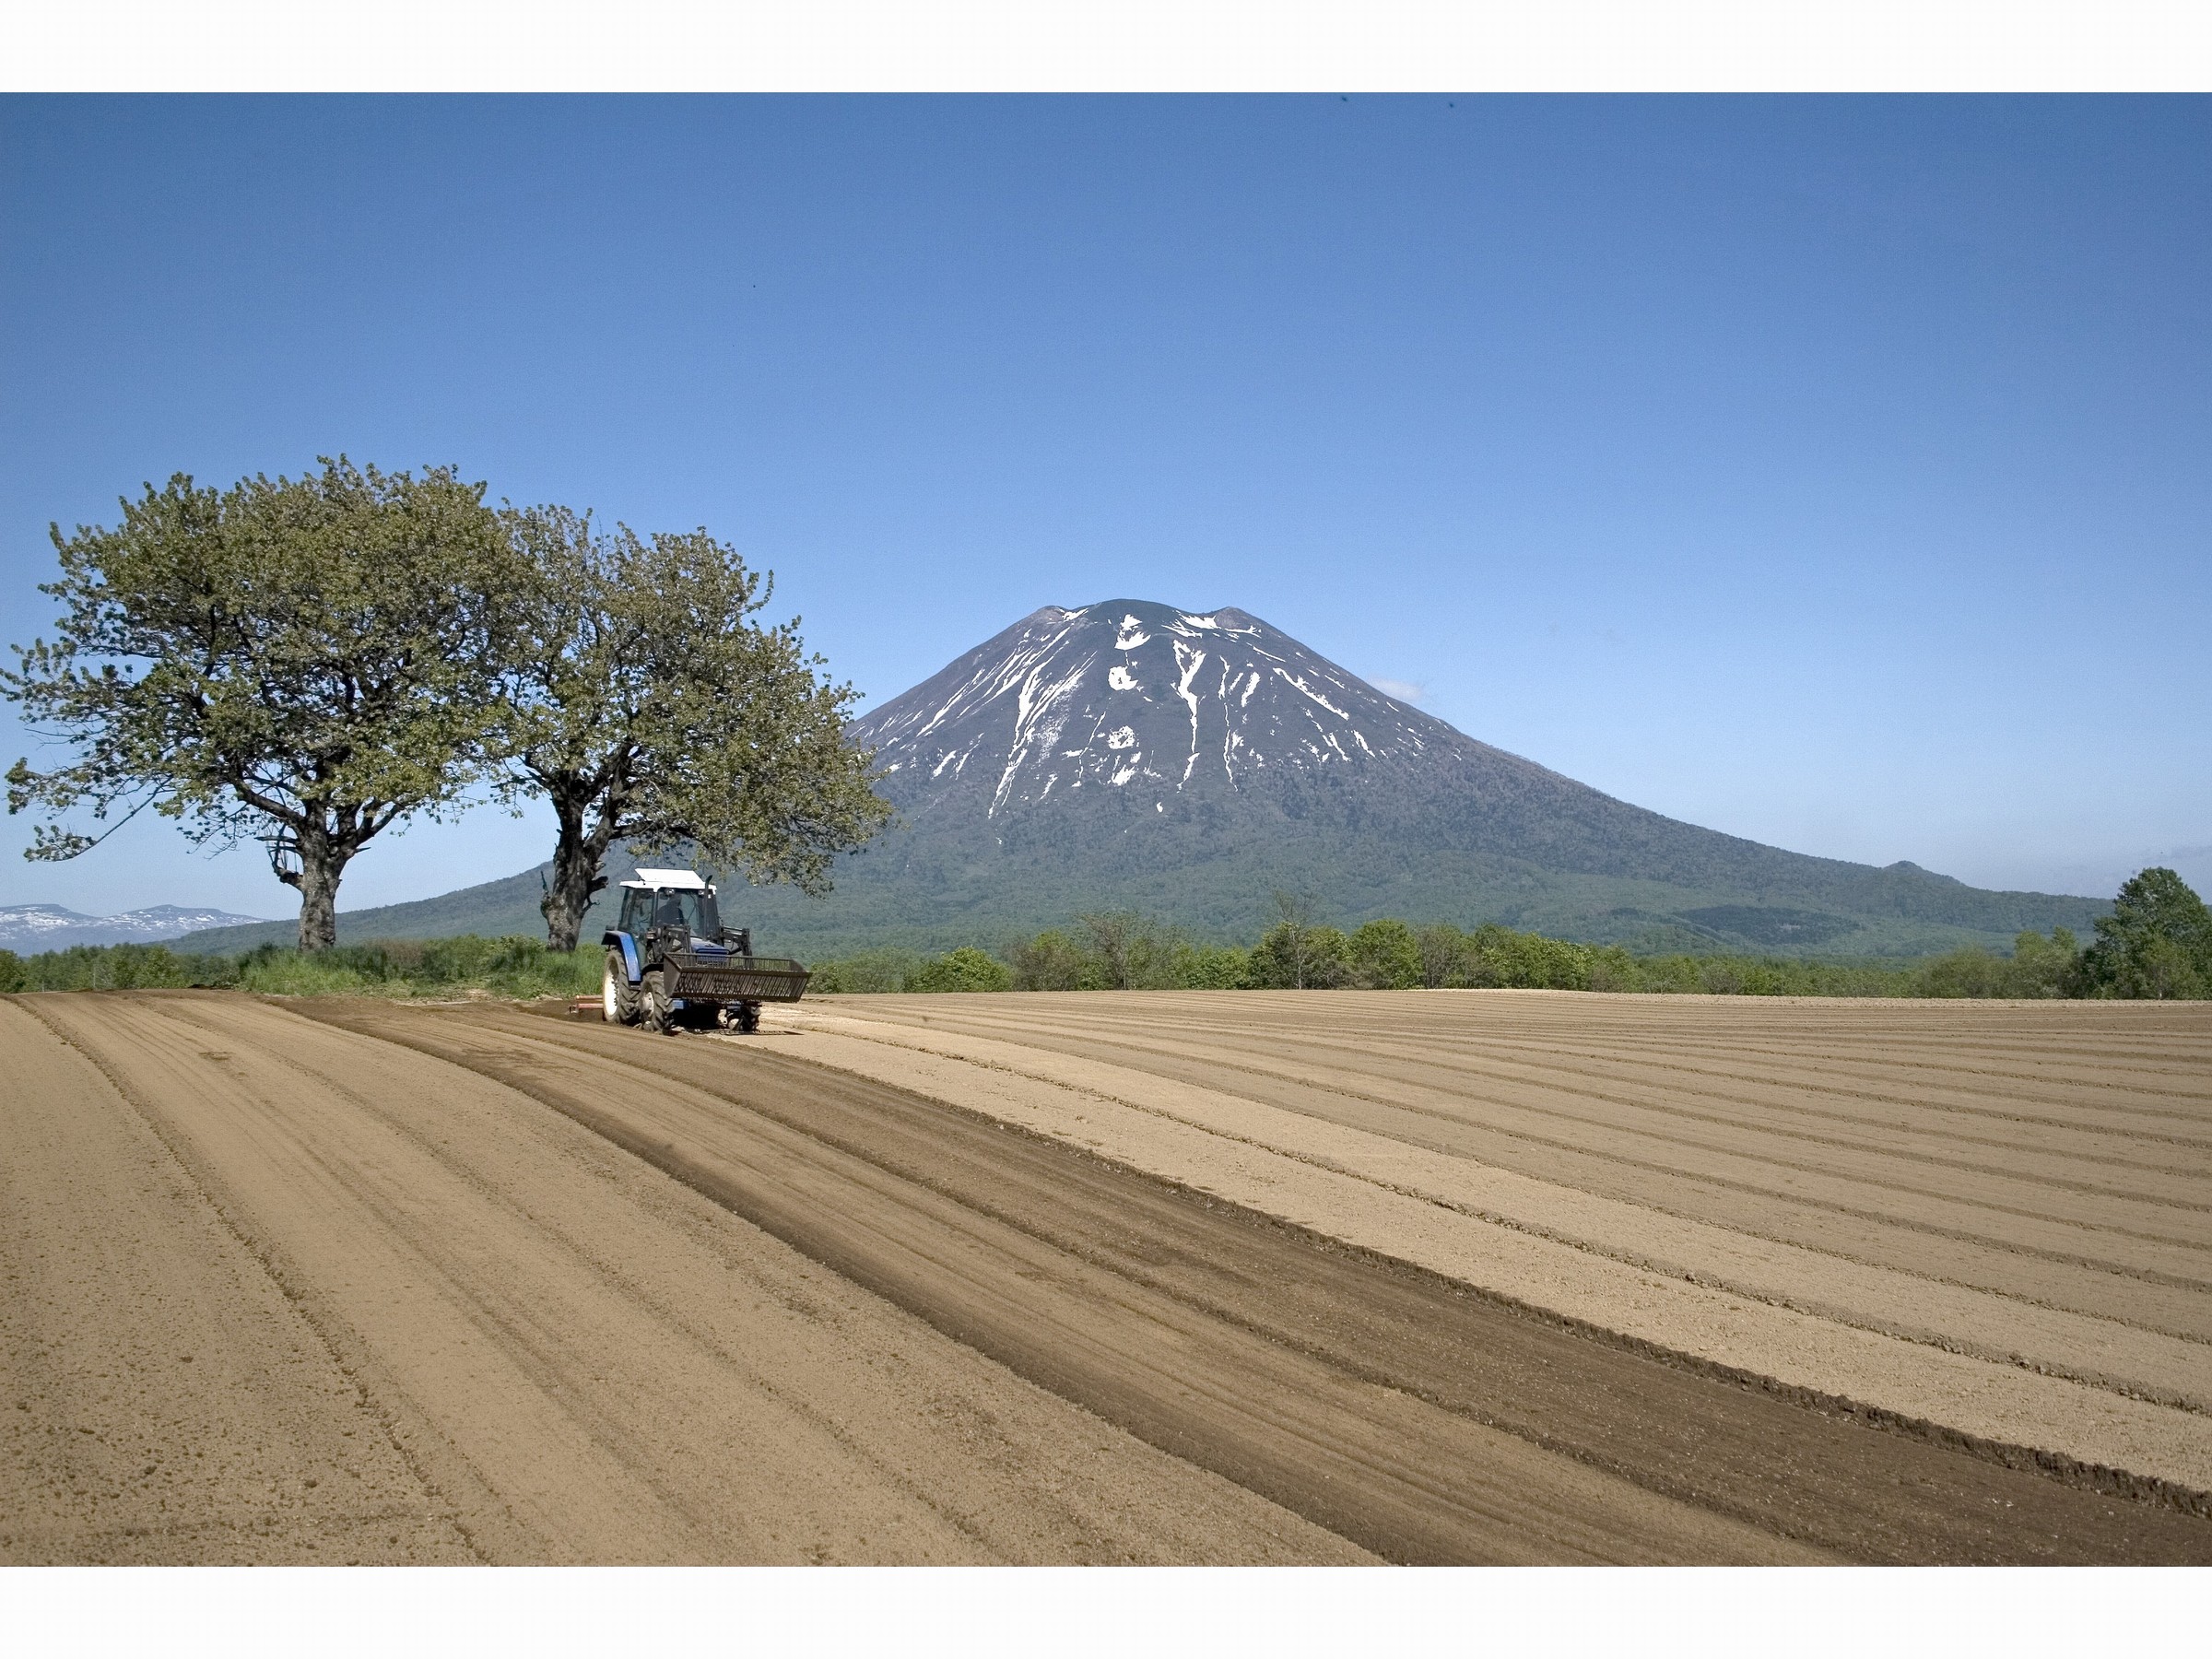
[{"left": 4, "top": 987, "right": 2207, "bottom": 1564}]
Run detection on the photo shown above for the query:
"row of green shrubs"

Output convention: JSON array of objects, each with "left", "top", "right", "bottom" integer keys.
[
  {"left": 814, "top": 869, "right": 2212, "bottom": 1000},
  {"left": 7, "top": 869, "right": 2205, "bottom": 1003},
  {"left": 0, "top": 936, "right": 602, "bottom": 998},
  {"left": 808, "top": 919, "right": 2091, "bottom": 999},
  {"left": 0, "top": 925, "right": 1955, "bottom": 1001}
]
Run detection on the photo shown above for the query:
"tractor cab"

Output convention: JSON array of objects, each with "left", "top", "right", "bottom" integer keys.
[
  {"left": 600, "top": 866, "right": 809, "bottom": 1034},
  {"left": 616, "top": 879, "right": 733, "bottom": 952}
]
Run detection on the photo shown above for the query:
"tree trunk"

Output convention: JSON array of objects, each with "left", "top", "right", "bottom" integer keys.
[
  {"left": 292, "top": 825, "right": 347, "bottom": 952},
  {"left": 541, "top": 789, "right": 616, "bottom": 953}
]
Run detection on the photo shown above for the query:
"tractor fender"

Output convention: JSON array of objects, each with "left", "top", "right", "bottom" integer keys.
[{"left": 602, "top": 931, "right": 642, "bottom": 984}]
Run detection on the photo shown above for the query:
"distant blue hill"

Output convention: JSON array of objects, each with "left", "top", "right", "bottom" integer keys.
[{"left": 2, "top": 902, "right": 275, "bottom": 953}]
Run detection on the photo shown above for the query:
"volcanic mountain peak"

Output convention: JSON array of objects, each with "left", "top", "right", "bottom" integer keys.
[{"left": 856, "top": 598, "right": 1461, "bottom": 817}]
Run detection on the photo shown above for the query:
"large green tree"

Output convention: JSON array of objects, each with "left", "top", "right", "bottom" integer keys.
[
  {"left": 496, "top": 505, "right": 893, "bottom": 952},
  {"left": 2076, "top": 867, "right": 2211, "bottom": 999},
  {"left": 1246, "top": 890, "right": 1346, "bottom": 989},
  {"left": 5, "top": 459, "right": 512, "bottom": 950}
]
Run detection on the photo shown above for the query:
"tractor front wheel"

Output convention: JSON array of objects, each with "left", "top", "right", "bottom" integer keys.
[
  {"left": 641, "top": 969, "right": 675, "bottom": 1034},
  {"left": 603, "top": 951, "right": 641, "bottom": 1025}
]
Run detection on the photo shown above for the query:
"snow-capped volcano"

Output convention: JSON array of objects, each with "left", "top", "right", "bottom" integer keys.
[
  {"left": 859, "top": 600, "right": 1470, "bottom": 817},
  {"left": 802, "top": 597, "right": 2102, "bottom": 956}
]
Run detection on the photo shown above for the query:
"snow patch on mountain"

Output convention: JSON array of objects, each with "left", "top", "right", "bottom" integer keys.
[{"left": 854, "top": 598, "right": 1463, "bottom": 820}]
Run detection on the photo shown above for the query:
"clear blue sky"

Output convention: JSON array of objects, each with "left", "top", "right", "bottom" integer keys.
[{"left": 2, "top": 95, "right": 2206, "bottom": 920}]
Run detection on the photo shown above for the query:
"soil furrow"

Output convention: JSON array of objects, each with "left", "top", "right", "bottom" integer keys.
[
  {"left": 299, "top": 998, "right": 1808, "bottom": 1564},
  {"left": 297, "top": 998, "right": 2212, "bottom": 1563},
  {"left": 0, "top": 1001, "right": 483, "bottom": 1565},
  {"left": 916, "top": 1003, "right": 2212, "bottom": 1128},
  {"left": 13, "top": 991, "right": 1361, "bottom": 1565},
  {"left": 874, "top": 1007, "right": 2212, "bottom": 1212},
  {"left": 775, "top": 1011, "right": 2212, "bottom": 1455},
  {"left": 16, "top": 985, "right": 2207, "bottom": 1566},
  {"left": 853, "top": 999, "right": 2212, "bottom": 1299}
]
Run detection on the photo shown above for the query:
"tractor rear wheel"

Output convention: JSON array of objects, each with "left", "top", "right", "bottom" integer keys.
[
  {"left": 641, "top": 969, "right": 675, "bottom": 1034},
  {"left": 603, "top": 951, "right": 641, "bottom": 1025}
]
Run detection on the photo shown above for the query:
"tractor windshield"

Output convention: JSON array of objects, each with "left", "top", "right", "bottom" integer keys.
[{"left": 642, "top": 888, "right": 721, "bottom": 940}]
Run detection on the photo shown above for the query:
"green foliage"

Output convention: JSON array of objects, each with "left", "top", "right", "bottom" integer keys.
[
  {"left": 1414, "top": 924, "right": 1463, "bottom": 988},
  {"left": 1347, "top": 918, "right": 1422, "bottom": 989},
  {"left": 2076, "top": 868, "right": 2211, "bottom": 1000},
  {"left": 1912, "top": 928, "right": 2080, "bottom": 999},
  {"left": 0, "top": 935, "right": 598, "bottom": 998},
  {"left": 1913, "top": 947, "right": 2020, "bottom": 999},
  {"left": 918, "top": 912, "right": 2151, "bottom": 1001},
  {"left": 1248, "top": 921, "right": 1350, "bottom": 988},
  {"left": 493, "top": 505, "right": 892, "bottom": 948},
  {"left": 10, "top": 877, "right": 2193, "bottom": 1009},
  {"left": 1, "top": 942, "right": 236, "bottom": 992},
  {"left": 1456, "top": 924, "right": 1595, "bottom": 990},
  {"left": 1074, "top": 911, "right": 1185, "bottom": 989},
  {"left": 905, "top": 947, "right": 1015, "bottom": 994},
  {"left": 1172, "top": 943, "right": 1253, "bottom": 989},
  {"left": 1585, "top": 946, "right": 1642, "bottom": 993},
  {"left": 801, "top": 910, "right": 2110, "bottom": 1001},
  {"left": 5, "top": 459, "right": 515, "bottom": 950},
  {"left": 1009, "top": 930, "right": 1100, "bottom": 991},
  {"left": 808, "top": 947, "right": 924, "bottom": 994},
  {"left": 2008, "top": 927, "right": 2080, "bottom": 996},
  {"left": 233, "top": 936, "right": 601, "bottom": 998},
  {"left": 1243, "top": 891, "right": 1344, "bottom": 989}
]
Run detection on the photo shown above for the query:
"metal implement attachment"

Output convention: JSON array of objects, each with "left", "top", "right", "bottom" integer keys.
[{"left": 663, "top": 951, "right": 811, "bottom": 1004}]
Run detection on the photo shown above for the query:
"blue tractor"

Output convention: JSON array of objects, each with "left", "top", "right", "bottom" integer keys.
[{"left": 601, "top": 866, "right": 811, "bottom": 1034}]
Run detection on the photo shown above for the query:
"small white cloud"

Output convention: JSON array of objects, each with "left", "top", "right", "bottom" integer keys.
[{"left": 1369, "top": 677, "right": 1425, "bottom": 705}]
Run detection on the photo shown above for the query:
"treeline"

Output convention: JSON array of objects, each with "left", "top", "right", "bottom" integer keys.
[
  {"left": 0, "top": 937, "right": 599, "bottom": 1000},
  {"left": 811, "top": 923, "right": 2077, "bottom": 998},
  {"left": 8, "top": 868, "right": 2204, "bottom": 1005},
  {"left": 815, "top": 868, "right": 2212, "bottom": 1001}
]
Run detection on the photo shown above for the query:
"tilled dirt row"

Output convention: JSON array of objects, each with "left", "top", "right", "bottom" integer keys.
[
  {"left": 774, "top": 1007, "right": 2212, "bottom": 1456},
  {"left": 825, "top": 993, "right": 2212, "bottom": 1335},
  {"left": 8, "top": 990, "right": 2208, "bottom": 1563},
  {"left": 293, "top": 998, "right": 2206, "bottom": 1561},
  {"left": 296, "top": 997, "right": 1813, "bottom": 1563},
  {"left": 780, "top": 994, "right": 2212, "bottom": 1492},
  {"left": 2, "top": 994, "right": 1362, "bottom": 1565},
  {"left": 0, "top": 1002, "right": 476, "bottom": 1564}
]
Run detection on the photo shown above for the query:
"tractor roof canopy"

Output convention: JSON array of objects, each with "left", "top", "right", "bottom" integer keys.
[{"left": 625, "top": 867, "right": 711, "bottom": 891}]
